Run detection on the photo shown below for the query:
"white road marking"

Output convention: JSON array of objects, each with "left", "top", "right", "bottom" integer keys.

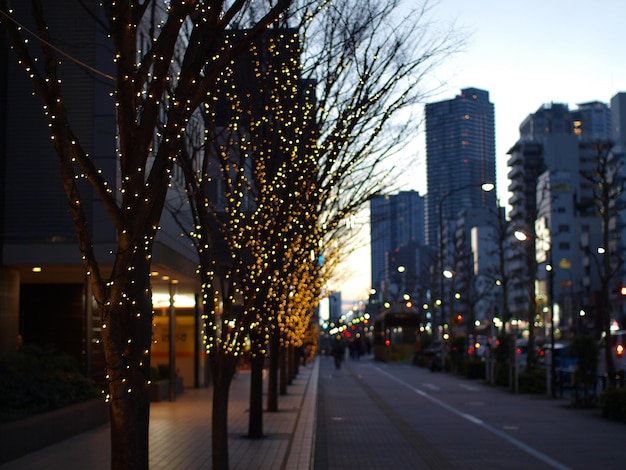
[
  {"left": 459, "top": 384, "right": 480, "bottom": 392},
  {"left": 372, "top": 365, "right": 572, "bottom": 470}
]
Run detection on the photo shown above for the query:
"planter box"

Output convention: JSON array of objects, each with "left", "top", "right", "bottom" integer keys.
[
  {"left": 149, "top": 376, "right": 184, "bottom": 402},
  {"left": 0, "top": 398, "right": 108, "bottom": 464}
]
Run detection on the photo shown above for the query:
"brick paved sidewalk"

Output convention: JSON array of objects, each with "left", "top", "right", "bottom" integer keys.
[{"left": 0, "top": 358, "right": 319, "bottom": 470}]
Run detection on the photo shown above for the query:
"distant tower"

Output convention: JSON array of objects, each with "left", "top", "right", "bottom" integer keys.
[
  {"left": 370, "top": 191, "right": 425, "bottom": 305},
  {"left": 424, "top": 88, "right": 497, "bottom": 248},
  {"left": 328, "top": 292, "right": 342, "bottom": 324}
]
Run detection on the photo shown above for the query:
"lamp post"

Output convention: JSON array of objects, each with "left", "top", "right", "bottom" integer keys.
[
  {"left": 436, "top": 183, "right": 494, "bottom": 341},
  {"left": 546, "top": 252, "right": 556, "bottom": 398},
  {"left": 515, "top": 228, "right": 556, "bottom": 398}
]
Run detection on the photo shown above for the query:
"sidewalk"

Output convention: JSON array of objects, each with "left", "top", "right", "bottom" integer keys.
[{"left": 0, "top": 359, "right": 319, "bottom": 470}]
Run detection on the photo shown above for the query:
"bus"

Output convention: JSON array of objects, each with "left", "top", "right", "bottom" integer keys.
[{"left": 373, "top": 304, "right": 422, "bottom": 362}]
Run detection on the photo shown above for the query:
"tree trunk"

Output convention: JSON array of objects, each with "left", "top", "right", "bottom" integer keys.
[
  {"left": 279, "top": 345, "right": 287, "bottom": 395},
  {"left": 267, "top": 329, "right": 279, "bottom": 411},
  {"left": 211, "top": 353, "right": 238, "bottom": 470},
  {"left": 248, "top": 352, "right": 265, "bottom": 438},
  {"left": 293, "top": 345, "right": 300, "bottom": 378},
  {"left": 288, "top": 344, "right": 296, "bottom": 383},
  {"left": 601, "top": 191, "right": 616, "bottom": 387},
  {"left": 100, "top": 262, "right": 154, "bottom": 470},
  {"left": 109, "top": 384, "right": 150, "bottom": 470},
  {"left": 603, "top": 299, "right": 616, "bottom": 386}
]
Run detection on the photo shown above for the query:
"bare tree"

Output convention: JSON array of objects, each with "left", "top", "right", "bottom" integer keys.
[
  {"left": 0, "top": 1, "right": 291, "bottom": 468},
  {"left": 296, "top": 0, "right": 463, "bottom": 313},
  {"left": 305, "top": 0, "right": 460, "bottom": 227},
  {"left": 472, "top": 206, "right": 513, "bottom": 337},
  {"left": 580, "top": 140, "right": 625, "bottom": 386}
]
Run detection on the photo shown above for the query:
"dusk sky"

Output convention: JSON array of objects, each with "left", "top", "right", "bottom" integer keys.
[{"left": 335, "top": 0, "right": 626, "bottom": 307}]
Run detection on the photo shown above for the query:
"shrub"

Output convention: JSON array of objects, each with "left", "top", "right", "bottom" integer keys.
[
  {"left": 493, "top": 362, "right": 511, "bottom": 387},
  {"left": 0, "top": 345, "right": 100, "bottom": 422},
  {"left": 411, "top": 353, "right": 430, "bottom": 368},
  {"left": 569, "top": 335, "right": 598, "bottom": 407},
  {"left": 599, "top": 387, "right": 626, "bottom": 422},
  {"left": 462, "top": 358, "right": 486, "bottom": 380},
  {"left": 518, "top": 368, "right": 546, "bottom": 394}
]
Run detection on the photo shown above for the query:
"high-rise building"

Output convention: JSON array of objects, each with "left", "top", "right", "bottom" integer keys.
[
  {"left": 508, "top": 103, "right": 576, "bottom": 324},
  {"left": 506, "top": 99, "right": 617, "bottom": 333},
  {"left": 424, "top": 88, "right": 497, "bottom": 249},
  {"left": 610, "top": 93, "right": 626, "bottom": 326},
  {"left": 369, "top": 191, "right": 425, "bottom": 310},
  {"left": 573, "top": 101, "right": 612, "bottom": 140}
]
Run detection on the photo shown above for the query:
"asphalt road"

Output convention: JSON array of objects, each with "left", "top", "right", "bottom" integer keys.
[{"left": 314, "top": 355, "right": 625, "bottom": 469}]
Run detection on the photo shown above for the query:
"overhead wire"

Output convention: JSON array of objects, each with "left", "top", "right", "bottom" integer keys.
[{"left": 0, "top": 7, "right": 115, "bottom": 82}]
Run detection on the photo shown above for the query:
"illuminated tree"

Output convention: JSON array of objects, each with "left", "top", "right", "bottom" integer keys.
[
  {"left": 170, "top": 0, "right": 461, "bottom": 465},
  {"left": 0, "top": 1, "right": 291, "bottom": 468},
  {"left": 173, "top": 26, "right": 319, "bottom": 467}
]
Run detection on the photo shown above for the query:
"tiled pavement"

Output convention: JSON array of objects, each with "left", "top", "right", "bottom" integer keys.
[{"left": 0, "top": 358, "right": 319, "bottom": 470}]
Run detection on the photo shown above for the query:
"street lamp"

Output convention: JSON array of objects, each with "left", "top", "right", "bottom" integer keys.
[
  {"left": 372, "top": 264, "right": 409, "bottom": 313},
  {"left": 436, "top": 182, "right": 494, "bottom": 341}
]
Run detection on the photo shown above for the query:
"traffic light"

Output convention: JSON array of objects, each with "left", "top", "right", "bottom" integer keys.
[{"left": 620, "top": 286, "right": 626, "bottom": 296}]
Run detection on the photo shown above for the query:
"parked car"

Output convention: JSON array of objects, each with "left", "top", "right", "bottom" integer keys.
[
  {"left": 536, "top": 342, "right": 578, "bottom": 387},
  {"left": 536, "top": 342, "right": 576, "bottom": 370},
  {"left": 424, "top": 342, "right": 442, "bottom": 372}
]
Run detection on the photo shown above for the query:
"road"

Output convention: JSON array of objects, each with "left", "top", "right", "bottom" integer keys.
[{"left": 315, "top": 355, "right": 624, "bottom": 469}]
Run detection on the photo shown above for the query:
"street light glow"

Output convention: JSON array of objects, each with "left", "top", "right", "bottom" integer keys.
[{"left": 514, "top": 230, "right": 528, "bottom": 241}]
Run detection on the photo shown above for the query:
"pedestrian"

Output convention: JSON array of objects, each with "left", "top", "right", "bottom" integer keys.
[
  {"left": 331, "top": 336, "right": 345, "bottom": 369},
  {"left": 353, "top": 336, "right": 362, "bottom": 359}
]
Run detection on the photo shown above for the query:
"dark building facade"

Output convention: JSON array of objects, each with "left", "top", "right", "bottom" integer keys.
[
  {"left": 370, "top": 191, "right": 426, "bottom": 311},
  {"left": 424, "top": 87, "right": 497, "bottom": 249},
  {"left": 0, "top": 2, "right": 202, "bottom": 386}
]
